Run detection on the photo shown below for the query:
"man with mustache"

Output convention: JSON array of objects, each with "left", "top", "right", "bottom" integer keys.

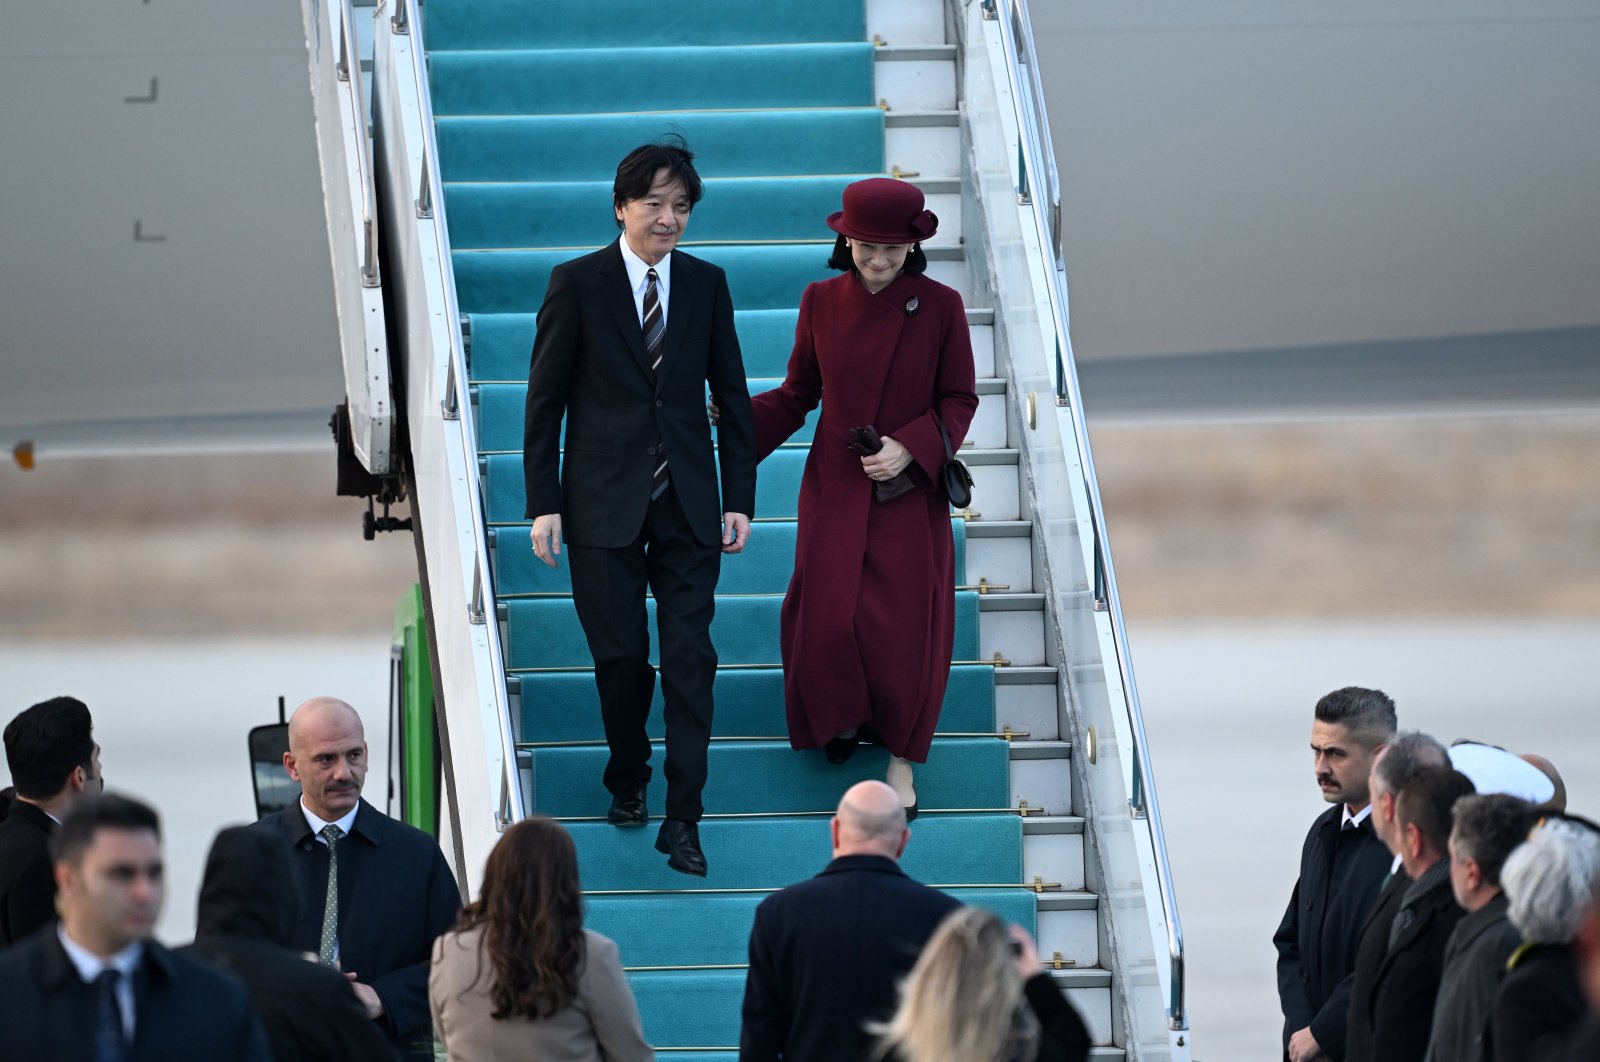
[
  {"left": 251, "top": 696, "right": 460, "bottom": 1058},
  {"left": 1275, "top": 687, "right": 1397, "bottom": 1061}
]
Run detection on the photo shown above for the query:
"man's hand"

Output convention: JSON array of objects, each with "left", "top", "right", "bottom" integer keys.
[
  {"left": 1288, "top": 1028, "right": 1323, "bottom": 1062},
  {"left": 529, "top": 514, "right": 563, "bottom": 568},
  {"left": 722, "top": 512, "right": 750, "bottom": 554},
  {"left": 860, "top": 436, "right": 912, "bottom": 480},
  {"left": 345, "top": 973, "right": 385, "bottom": 1020}
]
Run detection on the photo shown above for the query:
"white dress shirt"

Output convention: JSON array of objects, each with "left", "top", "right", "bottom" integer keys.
[
  {"left": 618, "top": 237, "right": 671, "bottom": 331},
  {"left": 1341, "top": 802, "right": 1373, "bottom": 830},
  {"left": 58, "top": 925, "right": 141, "bottom": 1041}
]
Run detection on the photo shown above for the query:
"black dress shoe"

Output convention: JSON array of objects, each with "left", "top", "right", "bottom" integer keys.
[
  {"left": 655, "top": 819, "right": 708, "bottom": 877},
  {"left": 607, "top": 785, "right": 648, "bottom": 827}
]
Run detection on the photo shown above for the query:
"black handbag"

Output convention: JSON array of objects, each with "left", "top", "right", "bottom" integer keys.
[{"left": 935, "top": 413, "right": 973, "bottom": 509}]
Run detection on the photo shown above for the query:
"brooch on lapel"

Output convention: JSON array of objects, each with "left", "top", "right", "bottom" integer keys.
[{"left": 904, "top": 297, "right": 920, "bottom": 318}]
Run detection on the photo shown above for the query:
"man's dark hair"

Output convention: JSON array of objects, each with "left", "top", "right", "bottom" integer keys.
[
  {"left": 826, "top": 234, "right": 929, "bottom": 276},
  {"left": 3, "top": 696, "right": 95, "bottom": 799},
  {"left": 613, "top": 136, "right": 703, "bottom": 227},
  {"left": 1396, "top": 767, "right": 1475, "bottom": 857},
  {"left": 1452, "top": 793, "right": 1539, "bottom": 889},
  {"left": 1313, "top": 687, "right": 1396, "bottom": 749},
  {"left": 1372, "top": 730, "right": 1447, "bottom": 796},
  {"left": 51, "top": 793, "right": 160, "bottom": 867}
]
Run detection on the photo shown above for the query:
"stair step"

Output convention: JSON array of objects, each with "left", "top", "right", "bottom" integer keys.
[
  {"left": 588, "top": 886, "right": 1038, "bottom": 970},
  {"left": 624, "top": 966, "right": 1109, "bottom": 1048},
  {"left": 435, "top": 110, "right": 884, "bottom": 184},
  {"left": 529, "top": 738, "right": 1007, "bottom": 818},
  {"left": 472, "top": 379, "right": 1007, "bottom": 453},
  {"left": 424, "top": 0, "right": 866, "bottom": 51},
  {"left": 465, "top": 307, "right": 993, "bottom": 383},
  {"left": 481, "top": 448, "right": 1019, "bottom": 525},
  {"left": 490, "top": 519, "right": 970, "bottom": 597},
  {"left": 514, "top": 663, "right": 997, "bottom": 740},
  {"left": 453, "top": 243, "right": 835, "bottom": 315},
  {"left": 500, "top": 592, "right": 981, "bottom": 670},
  {"left": 445, "top": 175, "right": 865, "bottom": 251},
  {"left": 568, "top": 813, "right": 1021, "bottom": 892},
  {"left": 429, "top": 43, "right": 875, "bottom": 117}
]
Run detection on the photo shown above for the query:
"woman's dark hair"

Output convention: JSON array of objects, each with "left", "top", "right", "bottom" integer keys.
[
  {"left": 613, "top": 135, "right": 703, "bottom": 227},
  {"left": 456, "top": 817, "right": 586, "bottom": 1020},
  {"left": 826, "top": 234, "right": 928, "bottom": 275}
]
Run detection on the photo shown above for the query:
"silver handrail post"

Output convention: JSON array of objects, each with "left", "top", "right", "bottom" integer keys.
[
  {"left": 340, "top": 0, "right": 381, "bottom": 288},
  {"left": 391, "top": 0, "right": 410, "bottom": 35}
]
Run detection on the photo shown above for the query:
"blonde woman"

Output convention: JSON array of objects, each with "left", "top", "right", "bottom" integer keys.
[{"left": 870, "top": 907, "right": 1090, "bottom": 1062}]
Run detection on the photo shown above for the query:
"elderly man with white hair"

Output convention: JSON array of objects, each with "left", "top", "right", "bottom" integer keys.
[{"left": 1491, "top": 815, "right": 1600, "bottom": 1060}]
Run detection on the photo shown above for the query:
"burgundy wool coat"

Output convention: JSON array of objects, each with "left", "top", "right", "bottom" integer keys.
[{"left": 751, "top": 270, "right": 977, "bottom": 761}]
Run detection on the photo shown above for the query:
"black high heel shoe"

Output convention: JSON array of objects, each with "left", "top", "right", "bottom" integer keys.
[{"left": 824, "top": 728, "right": 861, "bottom": 765}]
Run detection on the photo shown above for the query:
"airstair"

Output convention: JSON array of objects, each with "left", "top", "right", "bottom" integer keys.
[{"left": 313, "top": 0, "right": 1191, "bottom": 1055}]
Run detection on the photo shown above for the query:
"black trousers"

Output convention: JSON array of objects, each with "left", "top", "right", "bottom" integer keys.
[{"left": 567, "top": 483, "right": 720, "bottom": 822}]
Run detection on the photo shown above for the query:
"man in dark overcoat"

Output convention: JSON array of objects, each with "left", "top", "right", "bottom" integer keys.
[
  {"left": 523, "top": 137, "right": 756, "bottom": 877},
  {"left": 183, "top": 825, "right": 397, "bottom": 1060},
  {"left": 1346, "top": 765, "right": 1476, "bottom": 1062},
  {"left": 1424, "top": 793, "right": 1537, "bottom": 1062},
  {"left": 738, "top": 780, "right": 961, "bottom": 1061},
  {"left": 0, "top": 793, "right": 271, "bottom": 1061},
  {"left": 0, "top": 696, "right": 102, "bottom": 947},
  {"left": 1275, "top": 687, "right": 1396, "bottom": 1062},
  {"left": 248, "top": 696, "right": 461, "bottom": 1059}
]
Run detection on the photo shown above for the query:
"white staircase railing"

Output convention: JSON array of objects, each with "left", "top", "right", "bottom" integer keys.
[
  {"left": 962, "top": 0, "right": 1190, "bottom": 1056},
  {"left": 365, "top": 0, "right": 525, "bottom": 897}
]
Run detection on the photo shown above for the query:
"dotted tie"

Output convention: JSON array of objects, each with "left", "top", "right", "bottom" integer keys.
[
  {"left": 318, "top": 823, "right": 343, "bottom": 966},
  {"left": 643, "top": 268, "right": 669, "bottom": 500},
  {"left": 94, "top": 969, "right": 126, "bottom": 1062}
]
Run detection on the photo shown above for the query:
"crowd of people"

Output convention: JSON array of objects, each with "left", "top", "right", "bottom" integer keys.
[
  {"left": 1276, "top": 686, "right": 1600, "bottom": 1062},
  {"left": 0, "top": 695, "right": 1089, "bottom": 1061}
]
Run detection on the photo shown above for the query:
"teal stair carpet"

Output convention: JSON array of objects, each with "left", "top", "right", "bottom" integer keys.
[{"left": 424, "top": 0, "right": 1033, "bottom": 1052}]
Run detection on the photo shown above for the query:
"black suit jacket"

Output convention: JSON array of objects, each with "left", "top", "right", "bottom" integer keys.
[
  {"left": 739, "top": 853, "right": 962, "bottom": 1062},
  {"left": 0, "top": 931, "right": 271, "bottom": 1061},
  {"left": 0, "top": 799, "right": 58, "bottom": 947},
  {"left": 248, "top": 799, "right": 461, "bottom": 1057},
  {"left": 1346, "top": 864, "right": 1465, "bottom": 1062},
  {"left": 523, "top": 239, "right": 757, "bottom": 547},
  {"left": 1275, "top": 806, "right": 1393, "bottom": 1060}
]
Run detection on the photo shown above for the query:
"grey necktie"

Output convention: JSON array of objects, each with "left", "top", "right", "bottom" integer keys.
[{"left": 318, "top": 823, "right": 343, "bottom": 966}]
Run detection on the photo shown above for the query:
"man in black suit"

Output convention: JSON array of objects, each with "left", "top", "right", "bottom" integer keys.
[
  {"left": 1346, "top": 765, "right": 1476, "bottom": 1062},
  {"left": 1275, "top": 687, "right": 1396, "bottom": 1062},
  {"left": 524, "top": 137, "right": 756, "bottom": 877},
  {"left": 738, "top": 780, "right": 961, "bottom": 1061},
  {"left": 183, "top": 824, "right": 396, "bottom": 1060},
  {"left": 249, "top": 696, "right": 461, "bottom": 1058},
  {"left": 0, "top": 793, "right": 270, "bottom": 1061},
  {"left": 0, "top": 696, "right": 102, "bottom": 947}
]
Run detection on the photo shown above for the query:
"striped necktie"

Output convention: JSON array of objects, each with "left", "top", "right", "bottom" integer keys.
[
  {"left": 643, "top": 268, "right": 669, "bottom": 500},
  {"left": 318, "top": 823, "right": 343, "bottom": 966}
]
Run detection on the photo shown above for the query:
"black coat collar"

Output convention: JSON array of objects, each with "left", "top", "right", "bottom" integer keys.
[
  {"left": 817, "top": 853, "right": 907, "bottom": 878},
  {"left": 270, "top": 797, "right": 386, "bottom": 848}
]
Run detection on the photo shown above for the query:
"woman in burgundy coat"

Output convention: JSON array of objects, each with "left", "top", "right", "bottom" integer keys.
[{"left": 750, "top": 179, "right": 978, "bottom": 817}]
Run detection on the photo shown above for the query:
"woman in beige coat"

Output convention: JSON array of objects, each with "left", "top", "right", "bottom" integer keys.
[{"left": 429, "top": 818, "right": 651, "bottom": 1061}]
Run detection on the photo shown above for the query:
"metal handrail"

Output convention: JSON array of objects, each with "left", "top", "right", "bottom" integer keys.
[
  {"left": 337, "top": 0, "right": 381, "bottom": 288},
  {"left": 381, "top": 0, "right": 526, "bottom": 829},
  {"left": 985, "top": 0, "right": 1187, "bottom": 1032}
]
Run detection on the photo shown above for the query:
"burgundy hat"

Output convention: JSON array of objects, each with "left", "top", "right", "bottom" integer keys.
[{"left": 826, "top": 178, "right": 938, "bottom": 244}]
